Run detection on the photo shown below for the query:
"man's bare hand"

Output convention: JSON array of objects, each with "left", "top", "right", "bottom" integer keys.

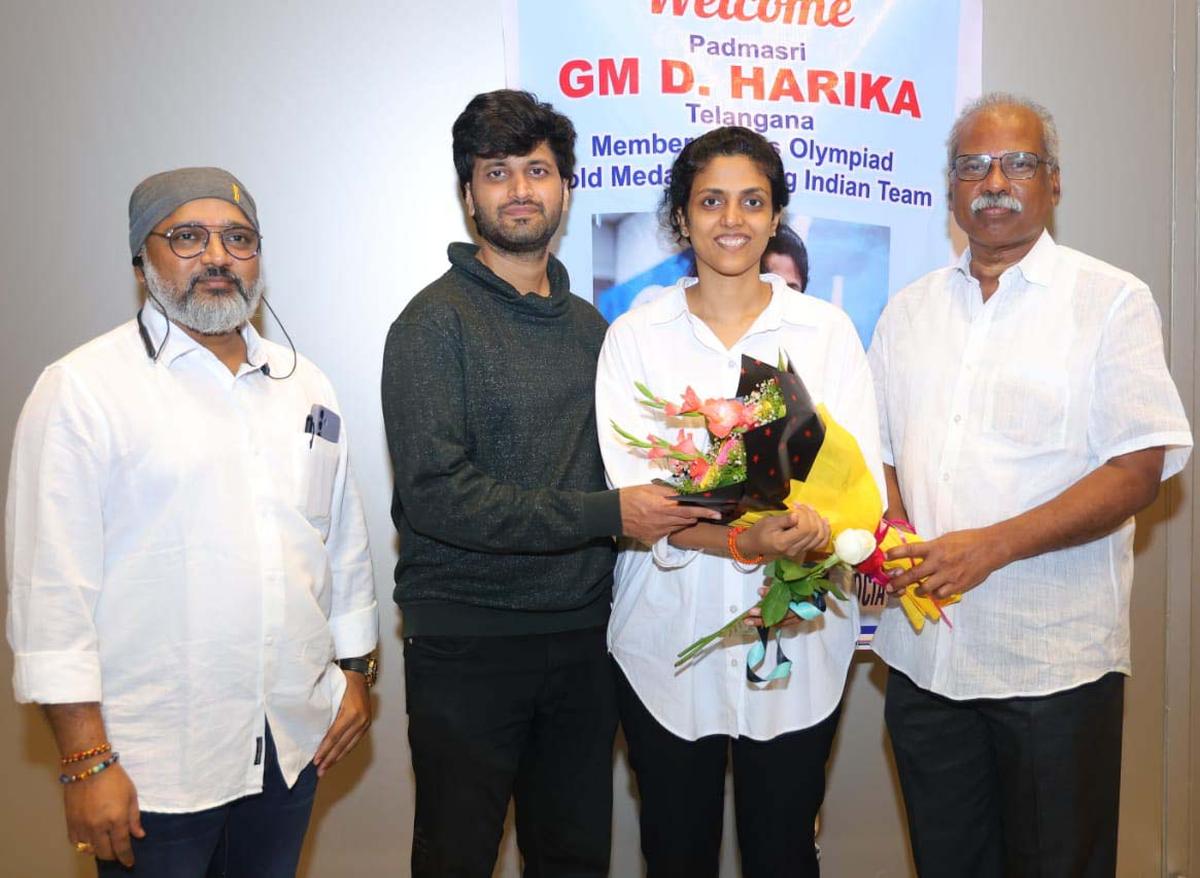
[
  {"left": 64, "top": 762, "right": 143, "bottom": 866},
  {"left": 885, "top": 527, "right": 1009, "bottom": 600},
  {"left": 313, "top": 671, "right": 372, "bottom": 777},
  {"left": 619, "top": 484, "right": 720, "bottom": 543}
]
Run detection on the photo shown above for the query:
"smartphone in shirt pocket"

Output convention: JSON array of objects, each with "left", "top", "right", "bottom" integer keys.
[{"left": 296, "top": 404, "right": 341, "bottom": 531}]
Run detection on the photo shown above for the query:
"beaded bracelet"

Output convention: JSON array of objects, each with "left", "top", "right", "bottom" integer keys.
[
  {"left": 59, "top": 752, "right": 119, "bottom": 785},
  {"left": 727, "top": 526, "right": 765, "bottom": 566},
  {"left": 61, "top": 742, "right": 111, "bottom": 766}
]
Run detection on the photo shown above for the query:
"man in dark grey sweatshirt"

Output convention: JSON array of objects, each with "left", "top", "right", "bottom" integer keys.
[{"left": 382, "top": 90, "right": 714, "bottom": 878}]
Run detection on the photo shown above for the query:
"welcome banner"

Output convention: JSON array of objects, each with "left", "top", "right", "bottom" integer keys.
[{"left": 504, "top": 0, "right": 981, "bottom": 643}]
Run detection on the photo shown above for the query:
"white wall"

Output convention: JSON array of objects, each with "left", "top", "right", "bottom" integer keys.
[{"left": 0, "top": 2, "right": 1193, "bottom": 876}]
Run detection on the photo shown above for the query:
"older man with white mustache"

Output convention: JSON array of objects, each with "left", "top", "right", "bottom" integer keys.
[{"left": 866, "top": 95, "right": 1191, "bottom": 877}]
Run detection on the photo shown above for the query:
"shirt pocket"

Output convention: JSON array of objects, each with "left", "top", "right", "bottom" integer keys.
[
  {"left": 983, "top": 363, "right": 1070, "bottom": 450},
  {"left": 294, "top": 433, "right": 340, "bottom": 532}
]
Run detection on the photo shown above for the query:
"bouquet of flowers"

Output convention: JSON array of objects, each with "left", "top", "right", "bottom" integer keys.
[
  {"left": 611, "top": 354, "right": 824, "bottom": 521},
  {"left": 613, "top": 353, "right": 956, "bottom": 676}
]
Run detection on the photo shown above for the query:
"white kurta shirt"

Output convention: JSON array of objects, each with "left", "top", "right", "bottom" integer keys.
[
  {"left": 868, "top": 231, "right": 1192, "bottom": 700},
  {"left": 597, "top": 276, "right": 883, "bottom": 740},
  {"left": 6, "top": 306, "right": 378, "bottom": 812}
]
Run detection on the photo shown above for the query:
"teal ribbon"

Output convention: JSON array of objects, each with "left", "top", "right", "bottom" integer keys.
[
  {"left": 745, "top": 601, "right": 825, "bottom": 683},
  {"left": 746, "top": 627, "right": 792, "bottom": 683},
  {"left": 789, "top": 600, "right": 824, "bottom": 621}
]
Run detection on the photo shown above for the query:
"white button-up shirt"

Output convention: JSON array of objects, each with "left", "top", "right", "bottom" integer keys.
[
  {"left": 597, "top": 277, "right": 883, "bottom": 740},
  {"left": 6, "top": 306, "right": 378, "bottom": 812},
  {"left": 868, "top": 231, "right": 1192, "bottom": 699}
]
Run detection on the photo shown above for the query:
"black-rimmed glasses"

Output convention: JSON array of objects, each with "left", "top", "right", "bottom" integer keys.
[
  {"left": 953, "top": 152, "right": 1055, "bottom": 182},
  {"left": 147, "top": 224, "right": 262, "bottom": 259}
]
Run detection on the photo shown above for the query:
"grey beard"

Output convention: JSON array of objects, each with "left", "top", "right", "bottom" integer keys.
[{"left": 143, "top": 260, "right": 264, "bottom": 335}]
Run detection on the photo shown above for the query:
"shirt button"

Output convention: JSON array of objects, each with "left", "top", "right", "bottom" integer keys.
[
  {"left": 727, "top": 360, "right": 736, "bottom": 368},
  {"left": 730, "top": 658, "right": 739, "bottom": 667},
  {"left": 264, "top": 635, "right": 275, "bottom": 645},
  {"left": 941, "top": 473, "right": 951, "bottom": 483},
  {"left": 953, "top": 414, "right": 962, "bottom": 424},
  {"left": 729, "top": 605, "right": 739, "bottom": 613}
]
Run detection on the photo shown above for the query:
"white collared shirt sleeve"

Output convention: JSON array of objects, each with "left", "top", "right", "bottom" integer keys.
[
  {"left": 867, "top": 319, "right": 895, "bottom": 469},
  {"left": 323, "top": 414, "right": 379, "bottom": 660},
  {"left": 7, "top": 365, "right": 107, "bottom": 703},
  {"left": 1088, "top": 283, "right": 1192, "bottom": 477},
  {"left": 596, "top": 313, "right": 702, "bottom": 569},
  {"left": 826, "top": 314, "right": 885, "bottom": 500}
]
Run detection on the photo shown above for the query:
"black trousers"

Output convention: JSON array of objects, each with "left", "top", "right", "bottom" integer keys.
[
  {"left": 885, "top": 668, "right": 1124, "bottom": 878},
  {"left": 404, "top": 627, "right": 617, "bottom": 878},
  {"left": 616, "top": 662, "right": 842, "bottom": 878}
]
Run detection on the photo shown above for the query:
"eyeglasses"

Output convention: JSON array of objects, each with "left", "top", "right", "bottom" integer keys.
[
  {"left": 147, "top": 224, "right": 262, "bottom": 260},
  {"left": 952, "top": 152, "right": 1055, "bottom": 181}
]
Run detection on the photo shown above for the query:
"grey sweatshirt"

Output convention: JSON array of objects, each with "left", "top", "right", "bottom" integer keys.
[{"left": 382, "top": 243, "right": 621, "bottom": 636}]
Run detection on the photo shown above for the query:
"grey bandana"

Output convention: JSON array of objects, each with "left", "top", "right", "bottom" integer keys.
[{"left": 128, "top": 167, "right": 258, "bottom": 258}]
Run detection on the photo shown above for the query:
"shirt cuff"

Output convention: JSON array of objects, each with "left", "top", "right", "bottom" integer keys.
[
  {"left": 329, "top": 603, "right": 379, "bottom": 659},
  {"left": 651, "top": 535, "right": 699, "bottom": 570},
  {"left": 582, "top": 489, "right": 623, "bottom": 538},
  {"left": 12, "top": 651, "right": 102, "bottom": 704}
]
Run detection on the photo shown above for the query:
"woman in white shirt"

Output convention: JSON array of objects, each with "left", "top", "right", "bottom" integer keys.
[{"left": 596, "top": 127, "right": 883, "bottom": 878}]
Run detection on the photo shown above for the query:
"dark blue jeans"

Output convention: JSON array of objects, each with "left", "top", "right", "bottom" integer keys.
[{"left": 97, "top": 725, "right": 318, "bottom": 878}]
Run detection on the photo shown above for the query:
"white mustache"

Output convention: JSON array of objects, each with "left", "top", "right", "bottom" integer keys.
[{"left": 971, "top": 193, "right": 1023, "bottom": 213}]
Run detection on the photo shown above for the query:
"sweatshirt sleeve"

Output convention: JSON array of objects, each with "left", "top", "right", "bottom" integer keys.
[{"left": 381, "top": 318, "right": 621, "bottom": 554}]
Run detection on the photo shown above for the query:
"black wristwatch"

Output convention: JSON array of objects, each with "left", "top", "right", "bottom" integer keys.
[{"left": 337, "top": 654, "right": 378, "bottom": 688}]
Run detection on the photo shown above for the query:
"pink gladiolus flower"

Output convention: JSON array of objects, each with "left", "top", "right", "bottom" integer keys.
[
  {"left": 699, "top": 398, "right": 748, "bottom": 439},
  {"left": 665, "top": 386, "right": 703, "bottom": 417},
  {"left": 670, "top": 430, "right": 700, "bottom": 457},
  {"left": 647, "top": 436, "right": 668, "bottom": 460}
]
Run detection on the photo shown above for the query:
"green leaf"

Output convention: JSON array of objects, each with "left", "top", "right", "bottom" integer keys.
[
  {"left": 788, "top": 577, "right": 816, "bottom": 599},
  {"left": 635, "top": 382, "right": 665, "bottom": 407},
  {"left": 760, "top": 579, "right": 792, "bottom": 627},
  {"left": 611, "top": 421, "right": 650, "bottom": 447},
  {"left": 775, "top": 557, "right": 812, "bottom": 582},
  {"left": 827, "top": 581, "right": 848, "bottom": 602}
]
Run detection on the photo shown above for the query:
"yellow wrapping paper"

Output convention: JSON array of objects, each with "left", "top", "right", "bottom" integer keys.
[{"left": 731, "top": 404, "right": 957, "bottom": 630}]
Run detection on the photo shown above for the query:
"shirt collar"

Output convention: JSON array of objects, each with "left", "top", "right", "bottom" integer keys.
[
  {"left": 645, "top": 274, "right": 820, "bottom": 329},
  {"left": 138, "top": 303, "right": 270, "bottom": 372},
  {"left": 955, "top": 228, "right": 1057, "bottom": 288}
]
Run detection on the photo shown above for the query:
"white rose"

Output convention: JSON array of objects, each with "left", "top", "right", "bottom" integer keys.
[{"left": 833, "top": 528, "right": 877, "bottom": 566}]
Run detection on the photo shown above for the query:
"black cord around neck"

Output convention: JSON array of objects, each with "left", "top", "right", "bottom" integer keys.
[{"left": 258, "top": 294, "right": 297, "bottom": 381}]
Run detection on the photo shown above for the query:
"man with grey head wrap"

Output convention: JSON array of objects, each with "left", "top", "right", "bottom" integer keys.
[
  {"left": 868, "top": 94, "right": 1191, "bottom": 876},
  {"left": 6, "top": 167, "right": 379, "bottom": 876}
]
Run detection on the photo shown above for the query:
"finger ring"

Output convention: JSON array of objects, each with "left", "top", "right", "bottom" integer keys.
[{"left": 74, "top": 841, "right": 94, "bottom": 854}]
